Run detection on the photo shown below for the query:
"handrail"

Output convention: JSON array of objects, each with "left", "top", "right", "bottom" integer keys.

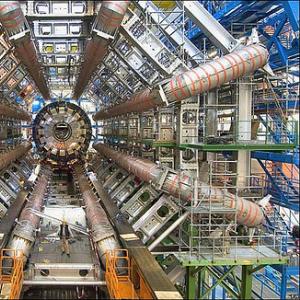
[
  {"left": 0, "top": 249, "right": 24, "bottom": 300},
  {"left": 105, "top": 249, "right": 138, "bottom": 299}
]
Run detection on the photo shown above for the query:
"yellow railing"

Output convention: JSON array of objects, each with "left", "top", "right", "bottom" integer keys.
[
  {"left": 105, "top": 249, "right": 138, "bottom": 299},
  {"left": 0, "top": 249, "right": 24, "bottom": 300}
]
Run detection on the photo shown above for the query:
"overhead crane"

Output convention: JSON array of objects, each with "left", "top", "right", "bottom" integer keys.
[{"left": 0, "top": 1, "right": 298, "bottom": 299}]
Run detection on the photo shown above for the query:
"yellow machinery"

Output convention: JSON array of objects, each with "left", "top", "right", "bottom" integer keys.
[{"left": 0, "top": 249, "right": 24, "bottom": 299}]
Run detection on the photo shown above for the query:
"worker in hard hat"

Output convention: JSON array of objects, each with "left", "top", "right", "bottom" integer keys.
[{"left": 59, "top": 220, "right": 71, "bottom": 256}]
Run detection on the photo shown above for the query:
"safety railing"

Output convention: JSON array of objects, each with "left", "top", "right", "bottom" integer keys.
[
  {"left": 105, "top": 249, "right": 138, "bottom": 299},
  {"left": 178, "top": 158, "right": 286, "bottom": 263},
  {"left": 179, "top": 231, "right": 286, "bottom": 262},
  {"left": 199, "top": 118, "right": 298, "bottom": 146},
  {"left": 265, "top": 162, "right": 299, "bottom": 198},
  {"left": 0, "top": 249, "right": 24, "bottom": 300}
]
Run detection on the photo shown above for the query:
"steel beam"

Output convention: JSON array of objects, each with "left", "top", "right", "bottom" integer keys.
[
  {"left": 202, "top": 266, "right": 236, "bottom": 299},
  {"left": 135, "top": 1, "right": 205, "bottom": 63},
  {"left": 178, "top": 1, "right": 239, "bottom": 54},
  {"left": 252, "top": 151, "right": 299, "bottom": 167},
  {"left": 23, "top": 280, "right": 106, "bottom": 286},
  {"left": 241, "top": 265, "right": 253, "bottom": 299},
  {"left": 236, "top": 79, "right": 252, "bottom": 188},
  {"left": 186, "top": 266, "right": 196, "bottom": 299},
  {"left": 94, "top": 44, "right": 268, "bottom": 120},
  {"left": 148, "top": 211, "right": 190, "bottom": 251}
]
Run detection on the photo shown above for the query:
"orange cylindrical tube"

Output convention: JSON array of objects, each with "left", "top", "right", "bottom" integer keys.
[
  {"left": 0, "top": 103, "right": 31, "bottom": 121},
  {"left": 73, "top": 1, "right": 130, "bottom": 99},
  {"left": 225, "top": 192, "right": 265, "bottom": 227},
  {"left": 163, "top": 44, "right": 268, "bottom": 102},
  {"left": 93, "top": 44, "right": 268, "bottom": 120},
  {"left": 93, "top": 142, "right": 265, "bottom": 227},
  {"left": 0, "top": 142, "right": 32, "bottom": 172}
]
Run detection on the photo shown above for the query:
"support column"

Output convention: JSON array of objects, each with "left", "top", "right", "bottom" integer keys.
[
  {"left": 237, "top": 79, "right": 252, "bottom": 188},
  {"left": 206, "top": 90, "right": 218, "bottom": 139},
  {"left": 199, "top": 91, "right": 217, "bottom": 184},
  {"left": 240, "top": 265, "right": 253, "bottom": 299},
  {"left": 206, "top": 90, "right": 218, "bottom": 163},
  {"left": 198, "top": 267, "right": 206, "bottom": 298},
  {"left": 176, "top": 96, "right": 199, "bottom": 178},
  {"left": 186, "top": 266, "right": 196, "bottom": 299},
  {"left": 280, "top": 266, "right": 287, "bottom": 299}
]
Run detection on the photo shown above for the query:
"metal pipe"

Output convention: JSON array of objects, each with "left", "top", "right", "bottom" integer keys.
[
  {"left": 73, "top": 1, "right": 129, "bottom": 99},
  {"left": 0, "top": 1, "right": 50, "bottom": 99},
  {"left": 93, "top": 143, "right": 265, "bottom": 227},
  {"left": 0, "top": 142, "right": 32, "bottom": 172},
  {"left": 93, "top": 44, "right": 268, "bottom": 120},
  {"left": 148, "top": 211, "right": 190, "bottom": 251},
  {"left": 73, "top": 164, "right": 121, "bottom": 267},
  {"left": 0, "top": 102, "right": 31, "bottom": 121},
  {"left": 7, "top": 168, "right": 50, "bottom": 259}
]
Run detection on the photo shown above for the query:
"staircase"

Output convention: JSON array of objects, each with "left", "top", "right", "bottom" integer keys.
[
  {"left": 270, "top": 162, "right": 299, "bottom": 196},
  {"left": 257, "top": 159, "right": 299, "bottom": 211},
  {"left": 257, "top": 203, "right": 299, "bottom": 299},
  {"left": 257, "top": 113, "right": 297, "bottom": 144},
  {"left": 264, "top": 204, "right": 296, "bottom": 253},
  {"left": 256, "top": 75, "right": 298, "bottom": 145},
  {"left": 255, "top": 265, "right": 299, "bottom": 299}
]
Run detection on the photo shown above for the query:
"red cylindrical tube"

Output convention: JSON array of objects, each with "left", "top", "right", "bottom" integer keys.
[
  {"left": 73, "top": 164, "right": 120, "bottom": 266},
  {"left": 95, "top": 1, "right": 130, "bottom": 34},
  {"left": 93, "top": 142, "right": 161, "bottom": 182},
  {"left": 93, "top": 89, "right": 159, "bottom": 120},
  {"left": 19, "top": 172, "right": 49, "bottom": 227},
  {"left": 93, "top": 143, "right": 265, "bottom": 227},
  {"left": 0, "top": 142, "right": 32, "bottom": 172},
  {"left": 0, "top": 1, "right": 50, "bottom": 100},
  {"left": 163, "top": 44, "right": 268, "bottom": 102},
  {"left": 93, "top": 44, "right": 268, "bottom": 120},
  {"left": 0, "top": 103, "right": 31, "bottom": 121},
  {"left": 73, "top": 1, "right": 130, "bottom": 100}
]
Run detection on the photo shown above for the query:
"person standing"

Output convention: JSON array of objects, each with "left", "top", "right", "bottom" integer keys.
[{"left": 59, "top": 220, "right": 71, "bottom": 256}]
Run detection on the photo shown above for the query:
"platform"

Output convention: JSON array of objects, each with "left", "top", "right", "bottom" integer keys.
[
  {"left": 160, "top": 244, "right": 288, "bottom": 266},
  {"left": 26, "top": 234, "right": 101, "bottom": 284}
]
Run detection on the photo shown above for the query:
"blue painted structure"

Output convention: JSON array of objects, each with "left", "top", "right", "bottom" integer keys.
[
  {"left": 254, "top": 99, "right": 299, "bottom": 113},
  {"left": 187, "top": 1, "right": 299, "bottom": 69},
  {"left": 255, "top": 264, "right": 299, "bottom": 298},
  {"left": 186, "top": 2, "right": 299, "bottom": 298},
  {"left": 256, "top": 158, "right": 299, "bottom": 211},
  {"left": 31, "top": 96, "right": 45, "bottom": 113},
  {"left": 252, "top": 151, "right": 299, "bottom": 167}
]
